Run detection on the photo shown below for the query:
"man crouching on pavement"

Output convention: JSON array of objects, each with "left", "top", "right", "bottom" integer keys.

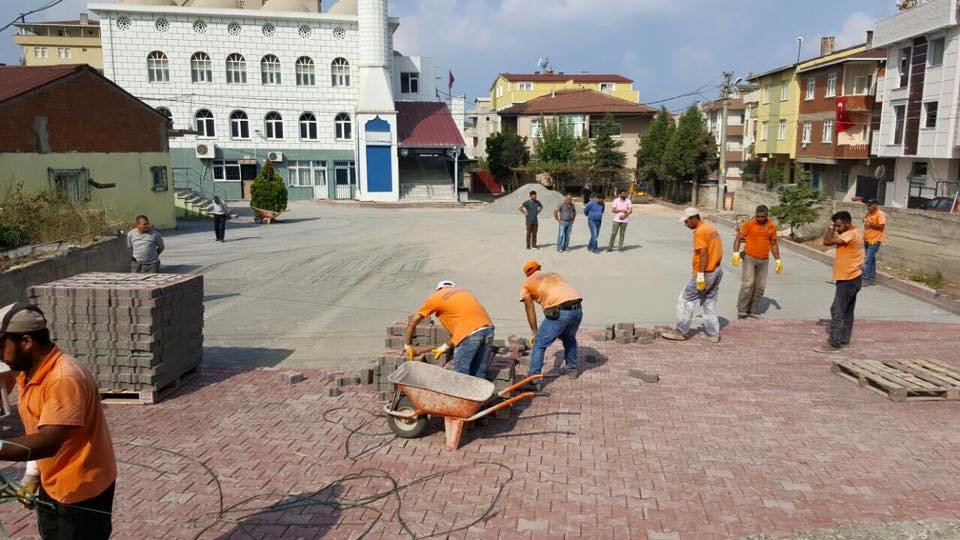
[{"left": 520, "top": 261, "right": 584, "bottom": 391}]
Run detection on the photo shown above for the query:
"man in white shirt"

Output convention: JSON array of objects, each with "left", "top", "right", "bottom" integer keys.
[{"left": 608, "top": 190, "right": 633, "bottom": 252}]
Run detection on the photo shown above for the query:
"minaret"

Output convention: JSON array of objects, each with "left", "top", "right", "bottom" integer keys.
[{"left": 357, "top": 0, "right": 395, "bottom": 113}]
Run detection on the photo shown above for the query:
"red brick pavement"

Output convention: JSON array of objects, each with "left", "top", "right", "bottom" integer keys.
[{"left": 2, "top": 320, "right": 960, "bottom": 539}]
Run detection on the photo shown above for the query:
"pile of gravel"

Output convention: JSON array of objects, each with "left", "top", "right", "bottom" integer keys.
[{"left": 485, "top": 183, "right": 566, "bottom": 214}]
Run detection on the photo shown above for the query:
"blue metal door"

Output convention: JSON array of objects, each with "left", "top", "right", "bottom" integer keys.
[{"left": 366, "top": 145, "right": 392, "bottom": 192}]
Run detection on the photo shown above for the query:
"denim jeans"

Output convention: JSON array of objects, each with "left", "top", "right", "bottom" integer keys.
[
  {"left": 587, "top": 219, "right": 601, "bottom": 252},
  {"left": 863, "top": 242, "right": 881, "bottom": 282},
  {"left": 529, "top": 307, "right": 583, "bottom": 376},
  {"left": 829, "top": 276, "right": 861, "bottom": 348},
  {"left": 453, "top": 327, "right": 494, "bottom": 378},
  {"left": 676, "top": 268, "right": 723, "bottom": 337},
  {"left": 557, "top": 221, "right": 573, "bottom": 251}
]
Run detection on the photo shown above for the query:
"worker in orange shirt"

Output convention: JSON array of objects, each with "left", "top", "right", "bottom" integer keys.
[
  {"left": 662, "top": 208, "right": 724, "bottom": 343},
  {"left": 0, "top": 303, "right": 116, "bottom": 539},
  {"left": 403, "top": 281, "right": 495, "bottom": 378},
  {"left": 520, "top": 261, "right": 583, "bottom": 390},
  {"left": 816, "top": 211, "right": 865, "bottom": 353},
  {"left": 862, "top": 199, "right": 887, "bottom": 286},
  {"left": 732, "top": 205, "right": 783, "bottom": 319}
]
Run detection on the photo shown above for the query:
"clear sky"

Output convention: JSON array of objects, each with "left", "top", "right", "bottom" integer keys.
[{"left": 2, "top": 0, "right": 900, "bottom": 109}]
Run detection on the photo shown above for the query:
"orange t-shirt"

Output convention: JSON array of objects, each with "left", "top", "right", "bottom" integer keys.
[
  {"left": 864, "top": 210, "right": 887, "bottom": 244},
  {"left": 519, "top": 272, "right": 582, "bottom": 308},
  {"left": 739, "top": 219, "right": 778, "bottom": 260},
  {"left": 834, "top": 227, "right": 865, "bottom": 281},
  {"left": 16, "top": 348, "right": 116, "bottom": 504},
  {"left": 692, "top": 220, "right": 723, "bottom": 273},
  {"left": 417, "top": 288, "right": 493, "bottom": 346}
]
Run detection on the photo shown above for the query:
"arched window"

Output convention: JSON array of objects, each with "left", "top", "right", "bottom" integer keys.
[
  {"left": 335, "top": 112, "right": 351, "bottom": 140},
  {"left": 191, "top": 51, "right": 213, "bottom": 83},
  {"left": 226, "top": 53, "right": 246, "bottom": 84},
  {"left": 299, "top": 112, "right": 318, "bottom": 140},
  {"left": 156, "top": 107, "right": 173, "bottom": 128},
  {"left": 265, "top": 111, "right": 283, "bottom": 139},
  {"left": 261, "top": 54, "right": 281, "bottom": 85},
  {"left": 195, "top": 109, "right": 215, "bottom": 138},
  {"left": 331, "top": 58, "right": 350, "bottom": 87},
  {"left": 230, "top": 110, "right": 249, "bottom": 139},
  {"left": 296, "top": 56, "right": 315, "bottom": 86},
  {"left": 147, "top": 51, "right": 169, "bottom": 82}
]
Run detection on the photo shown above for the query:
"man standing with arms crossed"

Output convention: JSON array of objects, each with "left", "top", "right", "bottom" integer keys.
[
  {"left": 662, "top": 208, "right": 724, "bottom": 343},
  {"left": 732, "top": 205, "right": 783, "bottom": 319},
  {"left": 862, "top": 199, "right": 887, "bottom": 287},
  {"left": 554, "top": 193, "right": 576, "bottom": 253},
  {"left": 0, "top": 303, "right": 117, "bottom": 539},
  {"left": 127, "top": 215, "right": 164, "bottom": 273},
  {"left": 520, "top": 261, "right": 583, "bottom": 391},
  {"left": 608, "top": 189, "right": 633, "bottom": 252},
  {"left": 816, "top": 211, "right": 864, "bottom": 354},
  {"left": 403, "top": 281, "right": 495, "bottom": 379},
  {"left": 518, "top": 190, "right": 543, "bottom": 250}
]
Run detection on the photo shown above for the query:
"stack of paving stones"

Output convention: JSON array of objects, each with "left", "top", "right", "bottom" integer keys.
[
  {"left": 27, "top": 273, "right": 203, "bottom": 402},
  {"left": 363, "top": 320, "right": 453, "bottom": 401},
  {"left": 593, "top": 322, "right": 661, "bottom": 344}
]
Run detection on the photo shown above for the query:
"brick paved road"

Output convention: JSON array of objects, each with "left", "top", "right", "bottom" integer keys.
[{"left": 2, "top": 320, "right": 960, "bottom": 539}]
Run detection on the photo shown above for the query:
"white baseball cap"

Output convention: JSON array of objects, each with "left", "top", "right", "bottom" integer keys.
[
  {"left": 679, "top": 207, "right": 701, "bottom": 222},
  {"left": 435, "top": 280, "right": 456, "bottom": 291}
]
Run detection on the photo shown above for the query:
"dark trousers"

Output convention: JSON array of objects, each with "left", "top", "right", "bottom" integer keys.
[
  {"left": 214, "top": 214, "right": 227, "bottom": 241},
  {"left": 525, "top": 221, "right": 538, "bottom": 249},
  {"left": 38, "top": 482, "right": 114, "bottom": 540},
  {"left": 829, "top": 276, "right": 861, "bottom": 348}
]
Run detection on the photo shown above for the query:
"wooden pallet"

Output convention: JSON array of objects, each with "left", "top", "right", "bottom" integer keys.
[
  {"left": 100, "top": 365, "right": 201, "bottom": 405},
  {"left": 833, "top": 359, "right": 960, "bottom": 402}
]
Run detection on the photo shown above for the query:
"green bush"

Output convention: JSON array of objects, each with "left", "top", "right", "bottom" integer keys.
[
  {"left": 250, "top": 161, "right": 288, "bottom": 213},
  {"left": 0, "top": 222, "right": 29, "bottom": 250}
]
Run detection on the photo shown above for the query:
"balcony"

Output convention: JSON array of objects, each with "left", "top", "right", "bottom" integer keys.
[
  {"left": 13, "top": 35, "right": 100, "bottom": 47},
  {"left": 873, "top": 0, "right": 956, "bottom": 47},
  {"left": 725, "top": 124, "right": 744, "bottom": 137},
  {"left": 841, "top": 95, "right": 873, "bottom": 112},
  {"left": 724, "top": 151, "right": 743, "bottom": 163}
]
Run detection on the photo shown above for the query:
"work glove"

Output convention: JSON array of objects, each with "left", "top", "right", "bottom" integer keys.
[
  {"left": 775, "top": 259, "right": 784, "bottom": 274},
  {"left": 404, "top": 344, "right": 415, "bottom": 361},
  {"left": 696, "top": 273, "right": 707, "bottom": 292},
  {"left": 529, "top": 335, "right": 536, "bottom": 347},
  {"left": 731, "top": 253, "right": 742, "bottom": 267},
  {"left": 432, "top": 343, "right": 450, "bottom": 361},
  {"left": 18, "top": 461, "right": 39, "bottom": 509}
]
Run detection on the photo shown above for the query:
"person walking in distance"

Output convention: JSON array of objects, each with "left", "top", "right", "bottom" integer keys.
[
  {"left": 519, "top": 261, "right": 583, "bottom": 391},
  {"left": 554, "top": 193, "right": 577, "bottom": 253},
  {"left": 608, "top": 189, "right": 633, "bottom": 252},
  {"left": 662, "top": 208, "right": 724, "bottom": 343},
  {"left": 732, "top": 205, "right": 783, "bottom": 319},
  {"left": 816, "top": 211, "right": 865, "bottom": 354},
  {"left": 127, "top": 215, "right": 164, "bottom": 273},
  {"left": 518, "top": 190, "right": 543, "bottom": 250},
  {"left": 583, "top": 193, "right": 605, "bottom": 253},
  {"left": 207, "top": 195, "right": 230, "bottom": 243},
  {"left": 862, "top": 199, "right": 887, "bottom": 286}
]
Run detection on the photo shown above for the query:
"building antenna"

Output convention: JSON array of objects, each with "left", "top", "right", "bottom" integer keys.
[{"left": 796, "top": 36, "right": 804, "bottom": 63}]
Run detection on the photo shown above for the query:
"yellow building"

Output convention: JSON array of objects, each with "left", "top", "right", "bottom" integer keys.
[
  {"left": 490, "top": 72, "right": 640, "bottom": 111},
  {"left": 14, "top": 14, "right": 103, "bottom": 69}
]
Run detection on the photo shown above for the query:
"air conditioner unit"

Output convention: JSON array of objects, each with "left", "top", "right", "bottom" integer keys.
[
  {"left": 195, "top": 143, "right": 215, "bottom": 159},
  {"left": 267, "top": 151, "right": 284, "bottom": 162}
]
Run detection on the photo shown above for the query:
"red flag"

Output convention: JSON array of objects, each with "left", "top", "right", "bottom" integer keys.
[
  {"left": 836, "top": 97, "right": 854, "bottom": 133},
  {"left": 448, "top": 70, "right": 455, "bottom": 91}
]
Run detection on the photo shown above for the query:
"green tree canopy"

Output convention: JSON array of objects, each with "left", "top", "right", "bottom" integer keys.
[
  {"left": 534, "top": 116, "right": 581, "bottom": 165},
  {"left": 591, "top": 115, "right": 627, "bottom": 169},
  {"left": 661, "top": 105, "right": 717, "bottom": 184},
  {"left": 771, "top": 176, "right": 822, "bottom": 240},
  {"left": 635, "top": 107, "right": 675, "bottom": 183},
  {"left": 250, "top": 160, "right": 288, "bottom": 213},
  {"left": 486, "top": 129, "right": 530, "bottom": 179}
]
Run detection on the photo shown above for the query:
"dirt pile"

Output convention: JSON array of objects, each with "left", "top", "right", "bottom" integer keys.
[{"left": 485, "top": 183, "right": 566, "bottom": 214}]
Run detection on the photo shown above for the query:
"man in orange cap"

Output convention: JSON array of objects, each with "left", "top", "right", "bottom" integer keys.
[
  {"left": 520, "top": 261, "right": 583, "bottom": 390},
  {"left": 662, "top": 208, "right": 724, "bottom": 343},
  {"left": 403, "top": 281, "right": 495, "bottom": 378}
]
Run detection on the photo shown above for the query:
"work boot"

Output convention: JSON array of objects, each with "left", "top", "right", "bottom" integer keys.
[
  {"left": 699, "top": 333, "right": 720, "bottom": 344},
  {"left": 566, "top": 368, "right": 579, "bottom": 379},
  {"left": 660, "top": 330, "right": 687, "bottom": 341},
  {"left": 814, "top": 343, "right": 843, "bottom": 354}
]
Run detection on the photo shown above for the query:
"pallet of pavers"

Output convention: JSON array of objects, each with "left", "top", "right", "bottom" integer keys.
[
  {"left": 27, "top": 272, "right": 204, "bottom": 405},
  {"left": 833, "top": 359, "right": 960, "bottom": 402}
]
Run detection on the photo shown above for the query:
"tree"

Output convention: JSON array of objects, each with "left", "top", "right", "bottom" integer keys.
[
  {"left": 771, "top": 181, "right": 822, "bottom": 240},
  {"left": 486, "top": 130, "right": 530, "bottom": 179},
  {"left": 250, "top": 160, "right": 288, "bottom": 213},
  {"left": 660, "top": 106, "right": 717, "bottom": 201},
  {"left": 635, "top": 107, "right": 674, "bottom": 185},
  {"left": 592, "top": 115, "right": 627, "bottom": 169},
  {"left": 534, "top": 116, "right": 580, "bottom": 164}
]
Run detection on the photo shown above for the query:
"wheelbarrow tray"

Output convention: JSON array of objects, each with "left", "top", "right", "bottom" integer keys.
[{"left": 387, "top": 362, "right": 495, "bottom": 419}]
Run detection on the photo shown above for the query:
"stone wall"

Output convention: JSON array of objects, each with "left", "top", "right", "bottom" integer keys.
[{"left": 0, "top": 235, "right": 129, "bottom": 305}]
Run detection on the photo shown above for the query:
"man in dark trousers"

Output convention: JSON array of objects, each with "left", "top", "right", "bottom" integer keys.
[
  {"left": 518, "top": 190, "right": 543, "bottom": 250},
  {"left": 816, "top": 211, "right": 865, "bottom": 353}
]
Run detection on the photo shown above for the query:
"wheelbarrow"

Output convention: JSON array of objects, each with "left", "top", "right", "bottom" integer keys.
[
  {"left": 251, "top": 206, "right": 285, "bottom": 224},
  {"left": 384, "top": 362, "right": 543, "bottom": 451}
]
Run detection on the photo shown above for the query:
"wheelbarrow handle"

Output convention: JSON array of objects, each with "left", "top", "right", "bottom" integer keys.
[
  {"left": 497, "top": 373, "right": 544, "bottom": 398},
  {"left": 466, "top": 391, "right": 536, "bottom": 422}
]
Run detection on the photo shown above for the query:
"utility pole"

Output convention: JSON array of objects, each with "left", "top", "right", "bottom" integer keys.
[{"left": 717, "top": 71, "right": 734, "bottom": 211}]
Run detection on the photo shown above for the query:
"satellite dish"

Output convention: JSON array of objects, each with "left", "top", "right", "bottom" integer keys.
[
  {"left": 537, "top": 57, "right": 550, "bottom": 72},
  {"left": 874, "top": 164, "right": 886, "bottom": 178}
]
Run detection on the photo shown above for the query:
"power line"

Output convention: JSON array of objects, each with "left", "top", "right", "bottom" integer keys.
[{"left": 0, "top": 0, "right": 65, "bottom": 34}]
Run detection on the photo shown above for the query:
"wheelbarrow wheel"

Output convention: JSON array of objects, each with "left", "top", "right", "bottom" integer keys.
[
  {"left": 387, "top": 397, "right": 427, "bottom": 438},
  {"left": 254, "top": 216, "right": 263, "bottom": 224}
]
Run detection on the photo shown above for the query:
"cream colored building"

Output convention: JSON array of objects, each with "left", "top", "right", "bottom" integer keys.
[
  {"left": 490, "top": 72, "right": 640, "bottom": 111},
  {"left": 14, "top": 14, "right": 103, "bottom": 69}
]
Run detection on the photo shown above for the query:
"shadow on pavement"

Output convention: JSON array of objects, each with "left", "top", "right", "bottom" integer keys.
[
  {"left": 203, "top": 346, "right": 295, "bottom": 369},
  {"left": 212, "top": 484, "right": 345, "bottom": 539}
]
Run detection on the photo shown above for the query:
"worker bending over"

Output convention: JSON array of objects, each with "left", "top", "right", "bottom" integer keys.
[{"left": 520, "top": 261, "right": 583, "bottom": 391}]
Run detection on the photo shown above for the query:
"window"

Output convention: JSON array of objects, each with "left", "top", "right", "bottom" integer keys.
[
  {"left": 147, "top": 51, "right": 169, "bottom": 83},
  {"left": 57, "top": 47, "right": 71, "bottom": 59},
  {"left": 335, "top": 112, "right": 352, "bottom": 140},
  {"left": 264, "top": 111, "right": 283, "bottom": 139},
  {"left": 151, "top": 166, "right": 168, "bottom": 192},
  {"left": 802, "top": 121, "right": 812, "bottom": 144},
  {"left": 195, "top": 109, "right": 215, "bottom": 138},
  {"left": 893, "top": 105, "right": 906, "bottom": 144},
  {"left": 778, "top": 119, "right": 787, "bottom": 140},
  {"left": 296, "top": 56, "right": 315, "bottom": 86},
  {"left": 230, "top": 110, "right": 249, "bottom": 139},
  {"left": 531, "top": 118, "right": 542, "bottom": 138},
  {"left": 853, "top": 76, "right": 870, "bottom": 95},
  {"left": 564, "top": 115, "right": 586, "bottom": 138},
  {"left": 213, "top": 160, "right": 241, "bottom": 181},
  {"left": 287, "top": 160, "right": 327, "bottom": 188},
  {"left": 49, "top": 168, "right": 90, "bottom": 202},
  {"left": 780, "top": 82, "right": 789, "bottom": 101},
  {"left": 925, "top": 101, "right": 938, "bottom": 128},
  {"left": 156, "top": 107, "right": 173, "bottom": 128},
  {"left": 599, "top": 82, "right": 614, "bottom": 93},
  {"left": 762, "top": 86, "right": 770, "bottom": 104},
  {"left": 899, "top": 47, "right": 911, "bottom": 88},
  {"left": 761, "top": 121, "right": 769, "bottom": 141},
  {"left": 589, "top": 120, "right": 622, "bottom": 138},
  {"left": 929, "top": 37, "right": 945, "bottom": 67},
  {"left": 226, "top": 53, "right": 246, "bottom": 84},
  {"left": 496, "top": 85, "right": 503, "bottom": 98},
  {"left": 826, "top": 73, "right": 837, "bottom": 97},
  {"left": 518, "top": 82, "right": 534, "bottom": 91},
  {"left": 191, "top": 52, "right": 213, "bottom": 83},
  {"left": 261, "top": 55, "right": 281, "bottom": 85},
  {"left": 331, "top": 58, "right": 350, "bottom": 87},
  {"left": 401, "top": 72, "right": 419, "bottom": 94},
  {"left": 838, "top": 169, "right": 850, "bottom": 193},
  {"left": 806, "top": 78, "right": 815, "bottom": 100},
  {"left": 299, "top": 112, "right": 318, "bottom": 140},
  {"left": 822, "top": 119, "right": 834, "bottom": 144},
  {"left": 33, "top": 47, "right": 40, "bottom": 58}
]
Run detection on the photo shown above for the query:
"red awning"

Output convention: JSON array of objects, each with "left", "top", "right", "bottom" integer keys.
[{"left": 396, "top": 101, "right": 465, "bottom": 148}]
